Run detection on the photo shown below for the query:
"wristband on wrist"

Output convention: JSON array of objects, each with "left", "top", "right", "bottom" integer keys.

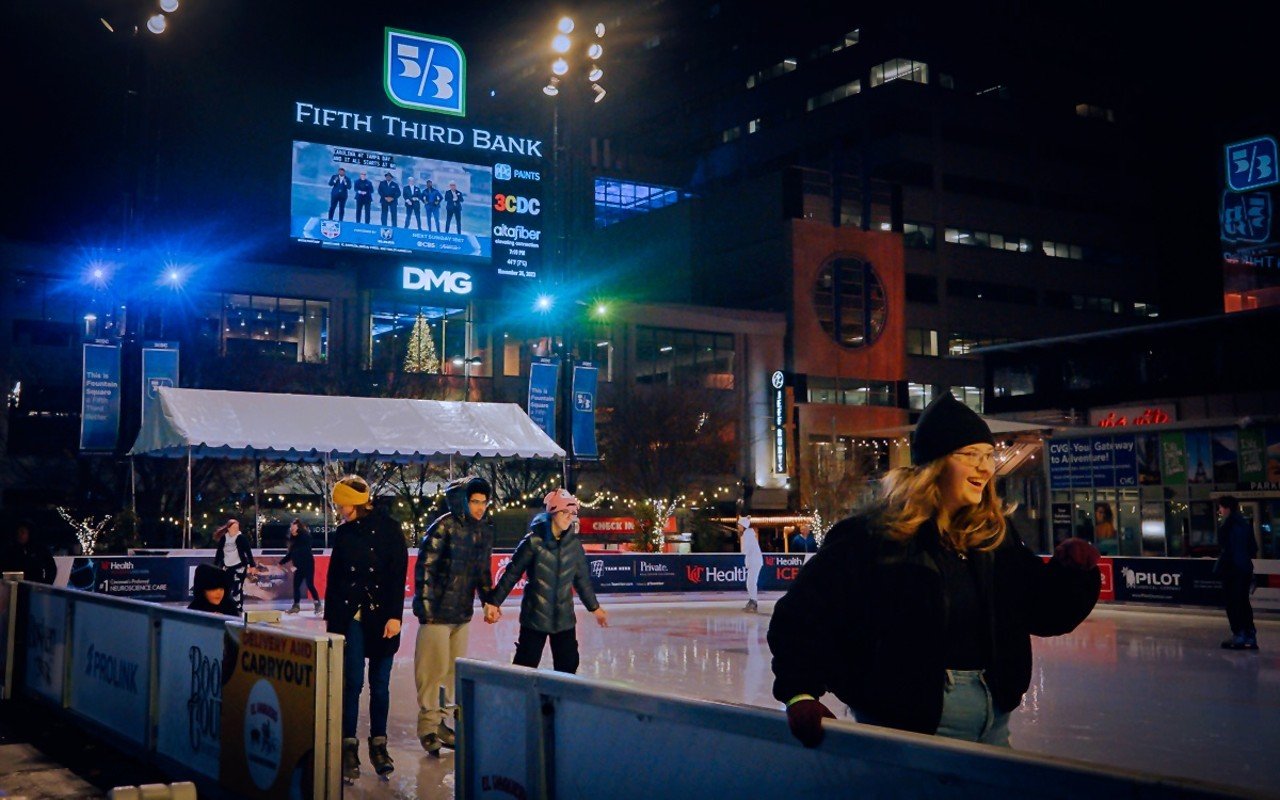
[{"left": 787, "top": 694, "right": 816, "bottom": 707}]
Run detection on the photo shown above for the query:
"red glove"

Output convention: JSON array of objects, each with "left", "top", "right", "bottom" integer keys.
[
  {"left": 1054, "top": 537, "right": 1101, "bottom": 570},
  {"left": 786, "top": 698, "right": 835, "bottom": 748}
]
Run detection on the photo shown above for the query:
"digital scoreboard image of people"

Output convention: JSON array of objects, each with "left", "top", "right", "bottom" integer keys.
[{"left": 290, "top": 140, "right": 543, "bottom": 283}]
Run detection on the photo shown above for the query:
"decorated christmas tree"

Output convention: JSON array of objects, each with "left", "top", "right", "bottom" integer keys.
[{"left": 403, "top": 312, "right": 439, "bottom": 373}]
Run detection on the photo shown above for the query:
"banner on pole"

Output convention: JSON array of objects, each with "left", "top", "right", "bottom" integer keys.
[
  {"left": 528, "top": 356, "right": 559, "bottom": 442},
  {"left": 141, "top": 341, "right": 180, "bottom": 433},
  {"left": 80, "top": 340, "right": 121, "bottom": 452},
  {"left": 571, "top": 361, "right": 599, "bottom": 460}
]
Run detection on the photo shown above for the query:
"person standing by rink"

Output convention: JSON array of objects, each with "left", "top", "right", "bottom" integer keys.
[
  {"left": 739, "top": 515, "right": 763, "bottom": 613},
  {"left": 769, "top": 392, "right": 1101, "bottom": 748},
  {"left": 1, "top": 520, "right": 56, "bottom": 584},
  {"left": 413, "top": 475, "right": 497, "bottom": 756},
  {"left": 212, "top": 518, "right": 256, "bottom": 613},
  {"left": 281, "top": 518, "right": 321, "bottom": 615},
  {"left": 324, "top": 476, "right": 406, "bottom": 782},
  {"left": 487, "top": 488, "right": 608, "bottom": 674},
  {"left": 1216, "top": 495, "right": 1258, "bottom": 650},
  {"left": 187, "top": 563, "right": 237, "bottom": 615}
]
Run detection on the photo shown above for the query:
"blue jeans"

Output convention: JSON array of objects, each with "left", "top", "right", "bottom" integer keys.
[
  {"left": 343, "top": 621, "right": 394, "bottom": 739},
  {"left": 935, "top": 669, "right": 1011, "bottom": 746}
]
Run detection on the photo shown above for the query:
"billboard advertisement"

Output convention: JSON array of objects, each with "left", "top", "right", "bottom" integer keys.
[{"left": 291, "top": 141, "right": 494, "bottom": 260}]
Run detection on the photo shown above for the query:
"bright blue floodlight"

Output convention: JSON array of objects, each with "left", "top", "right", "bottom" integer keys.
[{"left": 535, "top": 294, "right": 554, "bottom": 312}]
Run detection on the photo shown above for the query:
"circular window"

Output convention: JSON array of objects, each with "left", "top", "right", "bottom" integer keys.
[{"left": 813, "top": 255, "right": 887, "bottom": 348}]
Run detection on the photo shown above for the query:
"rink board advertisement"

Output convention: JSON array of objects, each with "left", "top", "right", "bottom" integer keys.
[
  {"left": 47, "top": 552, "right": 1273, "bottom": 608},
  {"left": 220, "top": 626, "right": 318, "bottom": 798},
  {"left": 156, "top": 618, "right": 228, "bottom": 779},
  {"left": 22, "top": 591, "right": 67, "bottom": 704},
  {"left": 69, "top": 602, "right": 152, "bottom": 745}
]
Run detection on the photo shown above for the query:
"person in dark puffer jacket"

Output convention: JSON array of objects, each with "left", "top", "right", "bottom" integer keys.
[
  {"left": 489, "top": 488, "right": 608, "bottom": 674},
  {"left": 412, "top": 475, "right": 497, "bottom": 755}
]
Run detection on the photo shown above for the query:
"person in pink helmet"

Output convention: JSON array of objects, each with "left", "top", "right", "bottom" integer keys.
[{"left": 487, "top": 488, "right": 608, "bottom": 673}]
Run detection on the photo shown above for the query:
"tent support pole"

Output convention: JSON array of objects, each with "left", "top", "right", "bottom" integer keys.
[
  {"left": 323, "top": 453, "right": 331, "bottom": 548},
  {"left": 185, "top": 446, "right": 193, "bottom": 549},
  {"left": 253, "top": 458, "right": 262, "bottom": 547},
  {"left": 129, "top": 457, "right": 136, "bottom": 516}
]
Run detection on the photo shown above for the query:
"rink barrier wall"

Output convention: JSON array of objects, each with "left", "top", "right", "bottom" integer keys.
[
  {"left": 0, "top": 578, "right": 344, "bottom": 799},
  {"left": 50, "top": 551, "right": 1280, "bottom": 611},
  {"left": 455, "top": 659, "right": 1258, "bottom": 799}
]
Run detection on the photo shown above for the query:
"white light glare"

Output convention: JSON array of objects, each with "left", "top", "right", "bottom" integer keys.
[
  {"left": 552, "top": 58, "right": 568, "bottom": 76},
  {"left": 552, "top": 34, "right": 571, "bottom": 53},
  {"left": 147, "top": 13, "right": 166, "bottom": 34},
  {"left": 543, "top": 84, "right": 560, "bottom": 96},
  {"left": 592, "top": 83, "right": 606, "bottom": 103},
  {"left": 595, "top": 23, "right": 606, "bottom": 37},
  {"left": 588, "top": 67, "right": 603, "bottom": 82},
  {"left": 587, "top": 43, "right": 603, "bottom": 59},
  {"left": 159, "top": 0, "right": 179, "bottom": 12},
  {"left": 558, "top": 17, "right": 575, "bottom": 34},
  {"left": 535, "top": 295, "right": 554, "bottom": 312}
]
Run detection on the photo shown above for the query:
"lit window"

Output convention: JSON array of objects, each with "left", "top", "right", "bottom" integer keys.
[
  {"left": 806, "top": 79, "right": 862, "bottom": 111},
  {"left": 870, "top": 58, "right": 928, "bottom": 88}
]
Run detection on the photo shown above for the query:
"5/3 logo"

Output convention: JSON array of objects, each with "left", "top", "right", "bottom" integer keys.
[
  {"left": 385, "top": 28, "right": 466, "bottom": 117},
  {"left": 493, "top": 194, "right": 541, "bottom": 215}
]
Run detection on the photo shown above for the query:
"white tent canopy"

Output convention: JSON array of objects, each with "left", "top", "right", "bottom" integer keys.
[{"left": 129, "top": 387, "right": 565, "bottom": 461}]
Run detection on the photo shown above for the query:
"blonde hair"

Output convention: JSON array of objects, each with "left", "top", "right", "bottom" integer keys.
[{"left": 876, "top": 458, "right": 1007, "bottom": 553}]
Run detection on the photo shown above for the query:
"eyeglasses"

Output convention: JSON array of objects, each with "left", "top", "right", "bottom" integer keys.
[{"left": 950, "top": 449, "right": 996, "bottom": 468}]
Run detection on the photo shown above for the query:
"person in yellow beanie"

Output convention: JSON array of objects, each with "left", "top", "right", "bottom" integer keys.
[{"left": 323, "top": 475, "right": 406, "bottom": 783}]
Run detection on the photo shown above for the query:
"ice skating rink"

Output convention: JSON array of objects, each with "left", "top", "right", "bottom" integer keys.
[{"left": 270, "top": 597, "right": 1277, "bottom": 799}]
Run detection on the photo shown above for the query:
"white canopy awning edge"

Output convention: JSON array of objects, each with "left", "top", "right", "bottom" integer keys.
[{"left": 129, "top": 387, "right": 566, "bottom": 461}]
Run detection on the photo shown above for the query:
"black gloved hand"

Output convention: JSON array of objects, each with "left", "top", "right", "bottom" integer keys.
[
  {"left": 1054, "top": 537, "right": 1101, "bottom": 570},
  {"left": 786, "top": 698, "right": 836, "bottom": 748}
]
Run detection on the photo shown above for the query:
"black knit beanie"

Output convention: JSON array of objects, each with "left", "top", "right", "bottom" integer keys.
[
  {"left": 192, "top": 563, "right": 228, "bottom": 594},
  {"left": 910, "top": 392, "right": 994, "bottom": 466}
]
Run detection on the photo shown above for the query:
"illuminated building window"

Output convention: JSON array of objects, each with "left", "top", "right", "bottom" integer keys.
[
  {"left": 721, "top": 126, "right": 742, "bottom": 143},
  {"left": 1042, "top": 240, "right": 1084, "bottom": 260},
  {"left": 906, "top": 328, "right": 939, "bottom": 356},
  {"left": 594, "top": 178, "right": 687, "bottom": 228},
  {"left": 908, "top": 382, "right": 934, "bottom": 410},
  {"left": 205, "top": 294, "right": 329, "bottom": 364},
  {"left": 748, "top": 118, "right": 763, "bottom": 134},
  {"left": 746, "top": 58, "right": 797, "bottom": 88},
  {"left": 634, "top": 326, "right": 734, "bottom": 389},
  {"left": 944, "top": 227, "right": 1033, "bottom": 253},
  {"left": 870, "top": 58, "right": 928, "bottom": 88},
  {"left": 814, "top": 256, "right": 888, "bottom": 348},
  {"left": 952, "top": 385, "right": 983, "bottom": 413},
  {"left": 810, "top": 29, "right": 860, "bottom": 60},
  {"left": 806, "top": 376, "right": 895, "bottom": 406},
  {"left": 806, "top": 79, "right": 862, "bottom": 111},
  {"left": 903, "top": 221, "right": 935, "bottom": 250}
]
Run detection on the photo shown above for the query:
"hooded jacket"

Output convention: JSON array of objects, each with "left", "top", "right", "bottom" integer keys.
[
  {"left": 768, "top": 512, "right": 1099, "bottom": 735},
  {"left": 491, "top": 512, "right": 600, "bottom": 634},
  {"left": 412, "top": 478, "right": 496, "bottom": 625}
]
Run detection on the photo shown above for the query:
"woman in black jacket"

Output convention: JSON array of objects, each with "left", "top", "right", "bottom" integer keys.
[
  {"left": 769, "top": 392, "right": 1101, "bottom": 748},
  {"left": 488, "top": 489, "right": 608, "bottom": 674},
  {"left": 187, "top": 563, "right": 237, "bottom": 615},
  {"left": 212, "top": 518, "right": 256, "bottom": 613},
  {"left": 323, "top": 476, "right": 406, "bottom": 782},
  {"left": 281, "top": 518, "right": 321, "bottom": 615}
]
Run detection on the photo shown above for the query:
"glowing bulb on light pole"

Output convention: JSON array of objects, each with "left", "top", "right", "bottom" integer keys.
[
  {"left": 552, "top": 58, "right": 568, "bottom": 76},
  {"left": 558, "top": 17, "right": 575, "bottom": 34},
  {"left": 595, "top": 23, "right": 606, "bottom": 37},
  {"left": 587, "top": 43, "right": 603, "bottom": 59},
  {"left": 147, "top": 13, "right": 166, "bottom": 34},
  {"left": 159, "top": 0, "right": 179, "bottom": 12},
  {"left": 588, "top": 67, "right": 603, "bottom": 82},
  {"left": 552, "top": 34, "right": 571, "bottom": 53}
]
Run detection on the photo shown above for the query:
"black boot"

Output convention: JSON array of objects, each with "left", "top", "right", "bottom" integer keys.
[
  {"left": 342, "top": 737, "right": 360, "bottom": 782},
  {"left": 369, "top": 735, "right": 394, "bottom": 776}
]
